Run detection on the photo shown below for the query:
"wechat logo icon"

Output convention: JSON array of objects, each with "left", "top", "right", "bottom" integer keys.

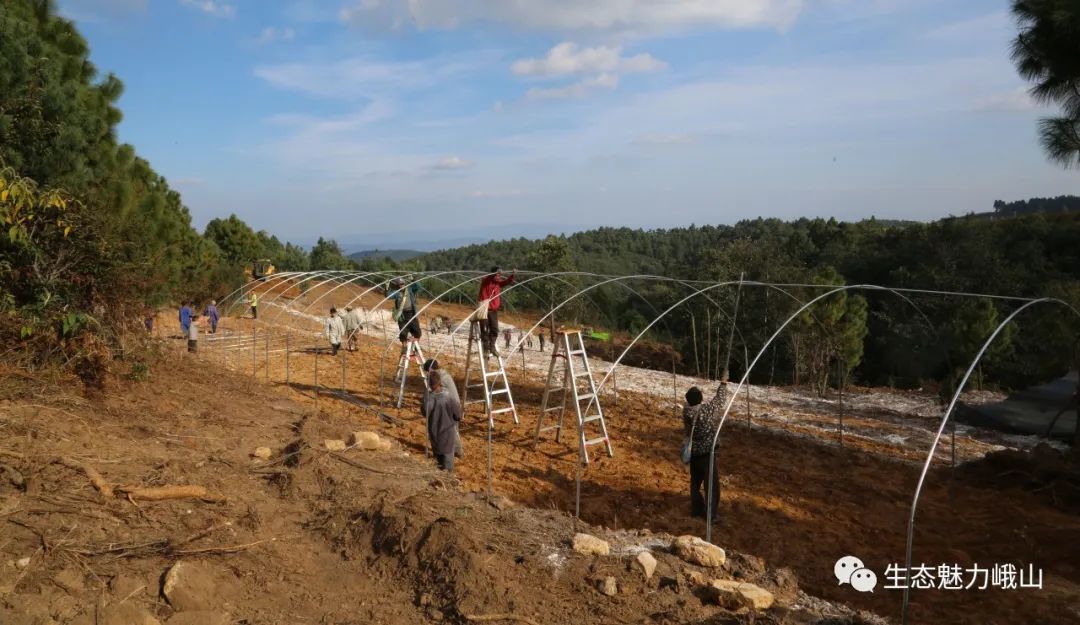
[{"left": 835, "top": 555, "right": 877, "bottom": 593}]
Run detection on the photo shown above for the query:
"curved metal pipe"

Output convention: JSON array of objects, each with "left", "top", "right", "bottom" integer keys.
[{"left": 900, "top": 298, "right": 1080, "bottom": 625}]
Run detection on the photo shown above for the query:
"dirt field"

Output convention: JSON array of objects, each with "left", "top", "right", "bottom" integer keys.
[
  {"left": 0, "top": 343, "right": 893, "bottom": 624},
  {"left": 176, "top": 281, "right": 1080, "bottom": 625}
]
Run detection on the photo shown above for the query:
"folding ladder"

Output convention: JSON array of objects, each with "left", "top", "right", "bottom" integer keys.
[
  {"left": 394, "top": 337, "right": 426, "bottom": 408},
  {"left": 534, "top": 328, "right": 614, "bottom": 464},
  {"left": 462, "top": 320, "right": 519, "bottom": 427}
]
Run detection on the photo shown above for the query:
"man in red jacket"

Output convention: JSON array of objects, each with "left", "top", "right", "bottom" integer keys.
[{"left": 478, "top": 266, "right": 515, "bottom": 357}]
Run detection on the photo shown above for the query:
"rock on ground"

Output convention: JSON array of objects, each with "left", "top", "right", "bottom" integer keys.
[
  {"left": 572, "top": 533, "right": 610, "bottom": 556},
  {"left": 324, "top": 439, "right": 347, "bottom": 452},
  {"left": 707, "top": 579, "right": 775, "bottom": 611},
  {"left": 349, "top": 431, "right": 381, "bottom": 450},
  {"left": 162, "top": 561, "right": 221, "bottom": 612},
  {"left": 672, "top": 535, "right": 726, "bottom": 567},
  {"left": 597, "top": 576, "right": 618, "bottom": 596},
  {"left": 635, "top": 551, "right": 657, "bottom": 579},
  {"left": 252, "top": 447, "right": 272, "bottom": 460}
]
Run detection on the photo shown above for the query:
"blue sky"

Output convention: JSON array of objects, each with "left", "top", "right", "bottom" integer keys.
[{"left": 59, "top": 0, "right": 1080, "bottom": 248}]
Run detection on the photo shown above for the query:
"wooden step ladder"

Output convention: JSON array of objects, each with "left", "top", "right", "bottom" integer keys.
[
  {"left": 534, "top": 328, "right": 614, "bottom": 464},
  {"left": 462, "top": 320, "right": 519, "bottom": 427},
  {"left": 393, "top": 337, "right": 426, "bottom": 408}
]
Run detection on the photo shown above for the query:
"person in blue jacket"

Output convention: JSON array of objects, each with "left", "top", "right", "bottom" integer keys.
[
  {"left": 179, "top": 301, "right": 192, "bottom": 337},
  {"left": 203, "top": 300, "right": 220, "bottom": 334}
]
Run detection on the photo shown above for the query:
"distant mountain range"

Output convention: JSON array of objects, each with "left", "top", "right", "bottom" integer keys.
[{"left": 347, "top": 249, "right": 424, "bottom": 263}]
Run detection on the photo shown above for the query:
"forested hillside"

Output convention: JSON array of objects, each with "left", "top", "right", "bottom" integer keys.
[
  {"left": 418, "top": 215, "right": 1080, "bottom": 390},
  {"left": 0, "top": 2, "right": 352, "bottom": 371}
]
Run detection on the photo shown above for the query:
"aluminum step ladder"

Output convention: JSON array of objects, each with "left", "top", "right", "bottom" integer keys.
[
  {"left": 534, "top": 328, "right": 614, "bottom": 464},
  {"left": 394, "top": 337, "right": 426, "bottom": 408},
  {"left": 462, "top": 320, "right": 519, "bottom": 427}
]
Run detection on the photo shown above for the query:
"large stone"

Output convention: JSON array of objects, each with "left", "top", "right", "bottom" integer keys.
[
  {"left": 596, "top": 576, "right": 618, "bottom": 596},
  {"left": 324, "top": 439, "right": 347, "bottom": 452},
  {"left": 252, "top": 447, "right": 272, "bottom": 460},
  {"left": 166, "top": 612, "right": 231, "bottom": 625},
  {"left": 572, "top": 533, "right": 610, "bottom": 556},
  {"left": 635, "top": 551, "right": 657, "bottom": 579},
  {"left": 348, "top": 431, "right": 381, "bottom": 450},
  {"left": 672, "top": 535, "right": 726, "bottom": 567},
  {"left": 162, "top": 562, "right": 219, "bottom": 612},
  {"left": 737, "top": 583, "right": 775, "bottom": 610},
  {"left": 707, "top": 579, "right": 775, "bottom": 611}
]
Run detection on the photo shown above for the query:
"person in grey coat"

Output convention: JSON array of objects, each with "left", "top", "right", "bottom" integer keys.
[
  {"left": 423, "top": 359, "right": 463, "bottom": 459},
  {"left": 422, "top": 370, "right": 462, "bottom": 473}
]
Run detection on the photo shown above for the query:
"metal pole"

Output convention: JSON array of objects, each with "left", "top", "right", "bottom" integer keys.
[
  {"left": 251, "top": 323, "right": 256, "bottom": 378},
  {"left": 575, "top": 452, "right": 583, "bottom": 520},
  {"left": 265, "top": 331, "right": 270, "bottom": 383},
  {"left": 315, "top": 340, "right": 320, "bottom": 409},
  {"left": 285, "top": 331, "right": 290, "bottom": 386},
  {"left": 723, "top": 272, "right": 745, "bottom": 381},
  {"left": 341, "top": 345, "right": 346, "bottom": 395},
  {"left": 838, "top": 358, "right": 845, "bottom": 448},
  {"left": 486, "top": 415, "right": 494, "bottom": 501},
  {"left": 744, "top": 344, "right": 751, "bottom": 428}
]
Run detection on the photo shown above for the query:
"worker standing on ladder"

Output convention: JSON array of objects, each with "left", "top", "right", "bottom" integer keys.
[
  {"left": 683, "top": 385, "right": 727, "bottom": 521},
  {"left": 388, "top": 277, "right": 422, "bottom": 347},
  {"left": 478, "top": 266, "right": 515, "bottom": 357},
  {"left": 326, "top": 307, "right": 345, "bottom": 356}
]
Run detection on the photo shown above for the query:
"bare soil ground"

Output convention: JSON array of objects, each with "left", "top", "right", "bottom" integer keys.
[
  {"left": 178, "top": 282, "right": 1080, "bottom": 625},
  {"left": 1, "top": 348, "right": 887, "bottom": 625}
]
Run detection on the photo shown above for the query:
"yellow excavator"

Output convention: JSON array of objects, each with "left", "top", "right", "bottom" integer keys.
[{"left": 244, "top": 259, "right": 276, "bottom": 281}]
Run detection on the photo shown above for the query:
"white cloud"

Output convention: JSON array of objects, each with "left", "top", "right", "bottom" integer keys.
[
  {"left": 338, "top": 0, "right": 804, "bottom": 34},
  {"left": 526, "top": 73, "right": 620, "bottom": 99},
  {"left": 180, "top": 0, "right": 235, "bottom": 18},
  {"left": 512, "top": 43, "right": 665, "bottom": 77},
  {"left": 434, "top": 156, "right": 472, "bottom": 170},
  {"left": 255, "top": 53, "right": 493, "bottom": 100},
  {"left": 254, "top": 27, "right": 296, "bottom": 45},
  {"left": 971, "top": 87, "right": 1041, "bottom": 113}
]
